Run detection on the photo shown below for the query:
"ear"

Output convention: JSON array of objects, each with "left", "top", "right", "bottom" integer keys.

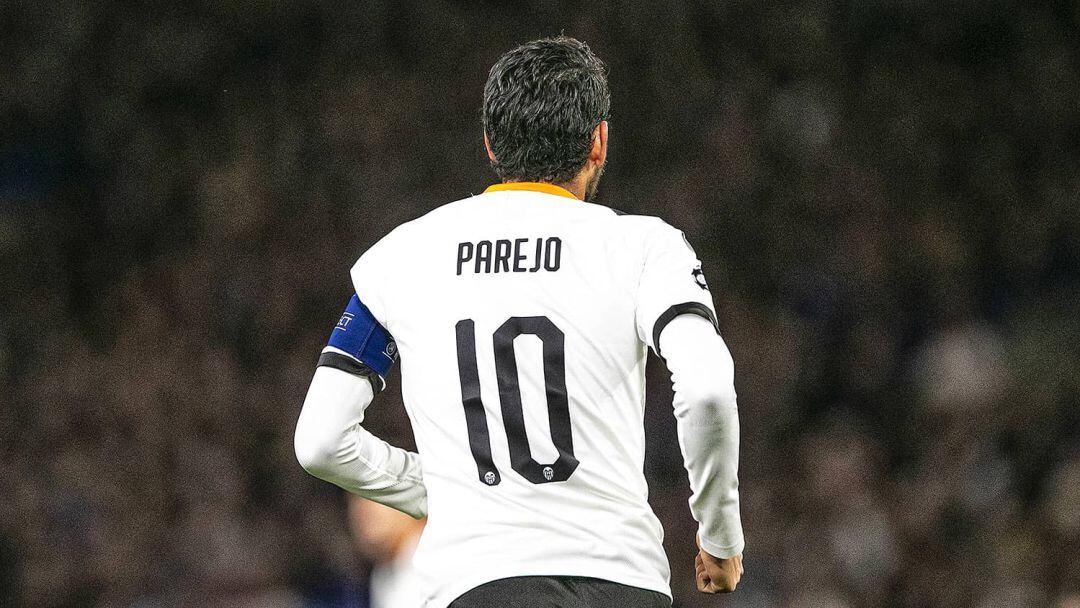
[
  {"left": 484, "top": 133, "right": 497, "bottom": 163},
  {"left": 590, "top": 121, "right": 608, "bottom": 167}
]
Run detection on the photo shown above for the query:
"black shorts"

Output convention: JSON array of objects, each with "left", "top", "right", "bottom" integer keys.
[{"left": 448, "top": 575, "right": 671, "bottom": 608}]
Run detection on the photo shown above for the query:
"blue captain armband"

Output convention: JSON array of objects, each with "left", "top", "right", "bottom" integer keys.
[{"left": 318, "top": 294, "right": 398, "bottom": 393}]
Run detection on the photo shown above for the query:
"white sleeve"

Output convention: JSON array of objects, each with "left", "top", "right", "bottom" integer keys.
[
  {"left": 350, "top": 228, "right": 397, "bottom": 329},
  {"left": 294, "top": 366, "right": 427, "bottom": 519},
  {"left": 660, "top": 314, "right": 744, "bottom": 559},
  {"left": 634, "top": 221, "right": 719, "bottom": 355}
]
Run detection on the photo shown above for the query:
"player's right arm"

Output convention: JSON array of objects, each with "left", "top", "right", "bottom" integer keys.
[
  {"left": 293, "top": 294, "right": 427, "bottom": 519},
  {"left": 633, "top": 220, "right": 745, "bottom": 593}
]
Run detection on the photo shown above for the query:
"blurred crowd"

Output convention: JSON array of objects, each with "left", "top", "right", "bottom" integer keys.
[{"left": 1, "top": 1, "right": 1078, "bottom": 607}]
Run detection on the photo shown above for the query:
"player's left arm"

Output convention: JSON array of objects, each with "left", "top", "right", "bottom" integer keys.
[
  {"left": 294, "top": 294, "right": 427, "bottom": 519},
  {"left": 634, "top": 221, "right": 745, "bottom": 592}
]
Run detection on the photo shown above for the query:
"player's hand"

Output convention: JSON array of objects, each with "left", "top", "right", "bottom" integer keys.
[{"left": 695, "top": 537, "right": 743, "bottom": 594}]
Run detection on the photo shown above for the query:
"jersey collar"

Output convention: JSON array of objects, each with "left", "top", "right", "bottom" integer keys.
[{"left": 484, "top": 182, "right": 579, "bottom": 200}]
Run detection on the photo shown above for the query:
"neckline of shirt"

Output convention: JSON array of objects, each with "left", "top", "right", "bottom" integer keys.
[{"left": 483, "top": 182, "right": 579, "bottom": 200}]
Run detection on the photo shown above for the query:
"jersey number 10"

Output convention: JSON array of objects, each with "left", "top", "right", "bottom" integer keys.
[{"left": 455, "top": 316, "right": 580, "bottom": 486}]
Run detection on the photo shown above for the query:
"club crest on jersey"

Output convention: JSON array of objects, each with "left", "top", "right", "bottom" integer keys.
[
  {"left": 692, "top": 267, "right": 709, "bottom": 291},
  {"left": 543, "top": 466, "right": 554, "bottom": 481},
  {"left": 484, "top": 471, "right": 497, "bottom": 485}
]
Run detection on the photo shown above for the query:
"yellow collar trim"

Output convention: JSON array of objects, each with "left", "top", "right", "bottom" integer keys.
[{"left": 484, "top": 182, "right": 579, "bottom": 200}]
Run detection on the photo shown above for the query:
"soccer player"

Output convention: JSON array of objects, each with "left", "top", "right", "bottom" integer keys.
[{"left": 294, "top": 36, "right": 744, "bottom": 607}]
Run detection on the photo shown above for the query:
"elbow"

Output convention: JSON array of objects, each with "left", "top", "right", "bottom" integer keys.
[
  {"left": 711, "top": 385, "right": 739, "bottom": 410},
  {"left": 294, "top": 444, "right": 326, "bottom": 478},
  {"left": 294, "top": 420, "right": 337, "bottom": 478},
  {"left": 681, "top": 383, "right": 738, "bottom": 417}
]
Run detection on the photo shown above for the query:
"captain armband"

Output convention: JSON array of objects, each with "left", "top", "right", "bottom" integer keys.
[{"left": 319, "top": 294, "right": 398, "bottom": 393}]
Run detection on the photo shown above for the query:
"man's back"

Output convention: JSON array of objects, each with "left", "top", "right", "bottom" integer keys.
[{"left": 351, "top": 183, "right": 714, "bottom": 605}]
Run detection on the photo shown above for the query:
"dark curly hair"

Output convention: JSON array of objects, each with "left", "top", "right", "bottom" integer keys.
[{"left": 482, "top": 36, "right": 610, "bottom": 185}]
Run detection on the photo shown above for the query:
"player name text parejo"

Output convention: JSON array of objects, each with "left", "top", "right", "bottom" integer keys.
[{"left": 456, "top": 236, "right": 562, "bottom": 275}]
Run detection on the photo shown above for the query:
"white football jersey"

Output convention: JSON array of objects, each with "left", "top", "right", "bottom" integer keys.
[{"left": 349, "top": 182, "right": 719, "bottom": 607}]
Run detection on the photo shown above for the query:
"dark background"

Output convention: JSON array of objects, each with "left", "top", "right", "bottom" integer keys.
[{"left": 2, "top": 1, "right": 1079, "bottom": 607}]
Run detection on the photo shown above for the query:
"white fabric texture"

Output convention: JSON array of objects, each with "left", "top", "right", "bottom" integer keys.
[
  {"left": 294, "top": 366, "right": 427, "bottom": 518},
  {"left": 659, "top": 314, "right": 744, "bottom": 559}
]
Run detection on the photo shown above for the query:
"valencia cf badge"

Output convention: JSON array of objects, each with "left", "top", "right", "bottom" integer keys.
[{"left": 692, "top": 267, "right": 709, "bottom": 291}]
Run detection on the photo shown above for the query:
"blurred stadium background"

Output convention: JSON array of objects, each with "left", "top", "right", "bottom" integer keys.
[{"left": 2, "top": 1, "right": 1079, "bottom": 607}]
